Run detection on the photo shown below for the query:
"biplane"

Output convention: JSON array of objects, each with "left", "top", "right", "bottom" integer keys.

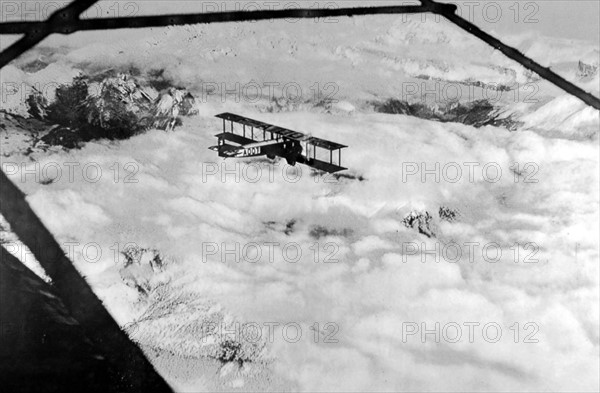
[{"left": 209, "top": 113, "right": 348, "bottom": 173}]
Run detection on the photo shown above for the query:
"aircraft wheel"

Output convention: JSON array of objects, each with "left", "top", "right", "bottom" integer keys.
[{"left": 267, "top": 154, "right": 276, "bottom": 160}]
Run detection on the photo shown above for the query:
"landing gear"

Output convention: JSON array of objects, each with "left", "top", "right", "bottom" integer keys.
[
  {"left": 285, "top": 156, "right": 297, "bottom": 166},
  {"left": 267, "top": 154, "right": 276, "bottom": 160},
  {"left": 283, "top": 143, "right": 303, "bottom": 166}
]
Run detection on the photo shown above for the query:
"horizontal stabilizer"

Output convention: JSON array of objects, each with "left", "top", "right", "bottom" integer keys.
[{"left": 214, "top": 132, "right": 256, "bottom": 146}]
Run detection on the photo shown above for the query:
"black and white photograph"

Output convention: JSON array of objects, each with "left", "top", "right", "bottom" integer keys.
[{"left": 0, "top": 1, "right": 599, "bottom": 391}]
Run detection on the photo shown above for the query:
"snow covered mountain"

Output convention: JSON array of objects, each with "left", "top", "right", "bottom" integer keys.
[{"left": 1, "top": 13, "right": 599, "bottom": 392}]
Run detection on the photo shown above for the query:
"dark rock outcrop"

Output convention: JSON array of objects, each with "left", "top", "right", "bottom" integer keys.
[
  {"left": 577, "top": 61, "right": 598, "bottom": 78},
  {"left": 373, "top": 98, "right": 522, "bottom": 130},
  {"left": 402, "top": 211, "right": 436, "bottom": 238},
  {"left": 438, "top": 206, "right": 460, "bottom": 222},
  {"left": 27, "top": 71, "right": 198, "bottom": 149}
]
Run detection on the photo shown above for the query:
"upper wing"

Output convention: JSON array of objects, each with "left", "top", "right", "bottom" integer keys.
[{"left": 215, "top": 112, "right": 273, "bottom": 130}]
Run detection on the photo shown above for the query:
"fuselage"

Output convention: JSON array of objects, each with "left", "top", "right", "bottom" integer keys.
[{"left": 210, "top": 138, "right": 304, "bottom": 165}]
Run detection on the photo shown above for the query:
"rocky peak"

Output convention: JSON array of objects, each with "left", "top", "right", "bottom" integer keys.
[{"left": 22, "top": 71, "right": 198, "bottom": 149}]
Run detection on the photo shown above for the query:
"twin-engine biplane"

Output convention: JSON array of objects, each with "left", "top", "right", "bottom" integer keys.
[{"left": 209, "top": 113, "right": 348, "bottom": 173}]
